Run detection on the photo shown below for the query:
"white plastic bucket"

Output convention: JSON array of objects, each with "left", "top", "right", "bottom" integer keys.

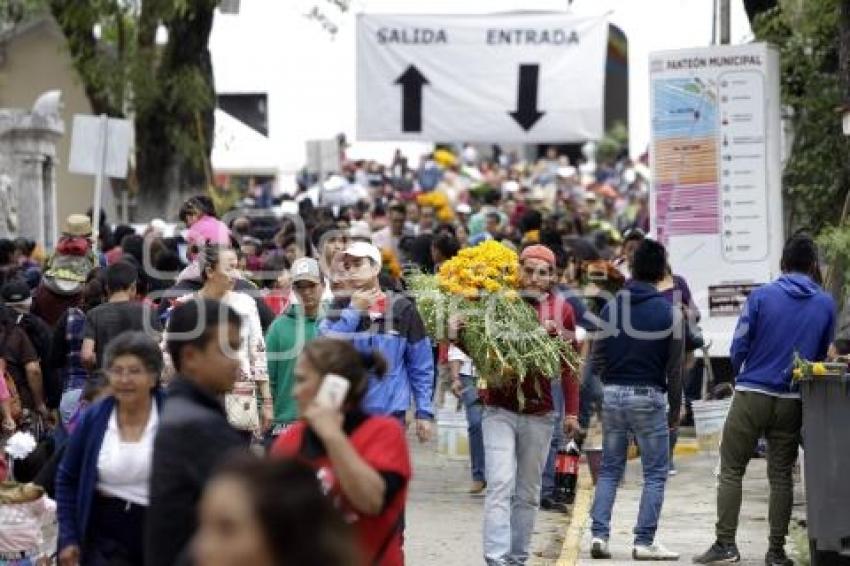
[
  {"left": 692, "top": 398, "right": 732, "bottom": 454},
  {"left": 437, "top": 409, "right": 469, "bottom": 460}
]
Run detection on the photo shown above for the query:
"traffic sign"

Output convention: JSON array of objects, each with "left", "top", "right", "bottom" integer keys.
[
  {"left": 68, "top": 114, "right": 133, "bottom": 238},
  {"left": 69, "top": 114, "right": 132, "bottom": 178},
  {"left": 357, "top": 12, "right": 609, "bottom": 143}
]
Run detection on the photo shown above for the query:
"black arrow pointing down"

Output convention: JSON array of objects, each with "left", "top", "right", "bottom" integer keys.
[{"left": 510, "top": 64, "right": 545, "bottom": 131}]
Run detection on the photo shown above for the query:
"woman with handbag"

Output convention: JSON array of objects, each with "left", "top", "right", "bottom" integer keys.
[
  {"left": 163, "top": 245, "right": 273, "bottom": 442},
  {"left": 55, "top": 331, "right": 164, "bottom": 566},
  {"left": 272, "top": 338, "right": 411, "bottom": 566}
]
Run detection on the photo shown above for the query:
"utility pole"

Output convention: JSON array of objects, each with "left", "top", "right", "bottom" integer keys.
[
  {"left": 712, "top": 0, "right": 718, "bottom": 44},
  {"left": 720, "top": 0, "right": 731, "bottom": 44}
]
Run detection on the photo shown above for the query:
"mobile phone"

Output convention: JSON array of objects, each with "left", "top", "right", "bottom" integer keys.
[{"left": 315, "top": 373, "right": 350, "bottom": 410}]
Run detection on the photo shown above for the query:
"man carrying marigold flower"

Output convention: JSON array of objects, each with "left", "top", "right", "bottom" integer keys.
[{"left": 473, "top": 243, "right": 580, "bottom": 566}]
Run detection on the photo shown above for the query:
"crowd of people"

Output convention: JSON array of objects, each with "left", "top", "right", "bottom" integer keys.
[{"left": 0, "top": 143, "right": 834, "bottom": 566}]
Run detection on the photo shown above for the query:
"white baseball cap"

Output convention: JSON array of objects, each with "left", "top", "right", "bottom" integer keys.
[
  {"left": 291, "top": 257, "right": 322, "bottom": 284},
  {"left": 348, "top": 220, "right": 372, "bottom": 241},
  {"left": 455, "top": 203, "right": 472, "bottom": 215},
  {"left": 343, "top": 241, "right": 382, "bottom": 269}
]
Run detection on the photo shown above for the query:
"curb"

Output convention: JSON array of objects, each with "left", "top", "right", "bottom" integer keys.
[
  {"left": 555, "top": 441, "right": 700, "bottom": 564},
  {"left": 556, "top": 473, "right": 593, "bottom": 565},
  {"left": 674, "top": 439, "right": 700, "bottom": 457}
]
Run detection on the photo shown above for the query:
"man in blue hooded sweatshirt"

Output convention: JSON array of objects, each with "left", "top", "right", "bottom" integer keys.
[
  {"left": 588, "top": 239, "right": 683, "bottom": 561},
  {"left": 695, "top": 235, "right": 835, "bottom": 566}
]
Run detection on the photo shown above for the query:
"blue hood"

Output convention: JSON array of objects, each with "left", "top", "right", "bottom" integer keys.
[
  {"left": 776, "top": 273, "right": 820, "bottom": 299},
  {"left": 731, "top": 273, "right": 835, "bottom": 395},
  {"left": 624, "top": 280, "right": 663, "bottom": 305}
]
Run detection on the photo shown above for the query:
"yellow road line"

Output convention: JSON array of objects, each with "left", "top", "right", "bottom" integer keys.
[
  {"left": 557, "top": 473, "right": 594, "bottom": 565},
  {"left": 674, "top": 440, "right": 700, "bottom": 457}
]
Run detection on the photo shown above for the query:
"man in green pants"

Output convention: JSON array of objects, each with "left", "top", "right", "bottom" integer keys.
[{"left": 694, "top": 235, "right": 835, "bottom": 566}]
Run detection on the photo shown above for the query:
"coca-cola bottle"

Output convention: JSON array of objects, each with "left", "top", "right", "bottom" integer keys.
[{"left": 554, "top": 439, "right": 581, "bottom": 504}]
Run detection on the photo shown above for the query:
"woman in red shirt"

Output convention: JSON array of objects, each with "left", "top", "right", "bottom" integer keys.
[{"left": 273, "top": 338, "right": 411, "bottom": 566}]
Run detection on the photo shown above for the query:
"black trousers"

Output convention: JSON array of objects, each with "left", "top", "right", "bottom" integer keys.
[{"left": 84, "top": 494, "right": 147, "bottom": 566}]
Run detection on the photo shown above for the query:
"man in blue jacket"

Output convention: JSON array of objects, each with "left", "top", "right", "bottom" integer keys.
[
  {"left": 588, "top": 238, "right": 683, "bottom": 561},
  {"left": 695, "top": 235, "right": 835, "bottom": 566},
  {"left": 320, "top": 241, "right": 434, "bottom": 443}
]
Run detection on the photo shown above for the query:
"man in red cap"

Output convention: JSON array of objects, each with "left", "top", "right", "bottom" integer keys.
[{"left": 481, "top": 243, "right": 580, "bottom": 566}]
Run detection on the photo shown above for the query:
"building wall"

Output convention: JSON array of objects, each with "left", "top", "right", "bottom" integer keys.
[{"left": 0, "top": 19, "right": 97, "bottom": 228}]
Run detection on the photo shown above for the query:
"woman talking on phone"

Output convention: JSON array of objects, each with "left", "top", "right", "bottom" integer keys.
[{"left": 272, "top": 338, "right": 411, "bottom": 566}]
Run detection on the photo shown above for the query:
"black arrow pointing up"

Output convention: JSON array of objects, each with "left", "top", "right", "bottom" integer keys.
[
  {"left": 510, "top": 64, "right": 545, "bottom": 131},
  {"left": 395, "top": 65, "right": 429, "bottom": 133}
]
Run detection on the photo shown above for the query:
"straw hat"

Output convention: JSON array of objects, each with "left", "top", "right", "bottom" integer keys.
[{"left": 63, "top": 214, "right": 92, "bottom": 237}]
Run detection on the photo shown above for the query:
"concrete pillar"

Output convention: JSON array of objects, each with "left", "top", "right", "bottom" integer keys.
[{"left": 0, "top": 90, "right": 64, "bottom": 248}]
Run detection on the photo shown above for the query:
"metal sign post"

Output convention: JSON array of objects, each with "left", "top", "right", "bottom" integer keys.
[
  {"left": 69, "top": 113, "right": 133, "bottom": 237},
  {"left": 91, "top": 114, "right": 109, "bottom": 240}
]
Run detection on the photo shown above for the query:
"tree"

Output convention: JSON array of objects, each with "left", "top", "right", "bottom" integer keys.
[
  {"left": 9, "top": 0, "right": 219, "bottom": 219},
  {"left": 742, "top": 0, "right": 777, "bottom": 24},
  {"left": 753, "top": 0, "right": 850, "bottom": 298},
  {"left": 752, "top": 0, "right": 850, "bottom": 233}
]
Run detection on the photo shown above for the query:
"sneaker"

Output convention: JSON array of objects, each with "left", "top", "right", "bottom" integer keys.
[
  {"left": 669, "top": 462, "right": 678, "bottom": 476},
  {"left": 693, "top": 542, "right": 741, "bottom": 564},
  {"left": 469, "top": 480, "right": 487, "bottom": 495},
  {"left": 540, "top": 497, "right": 568, "bottom": 513},
  {"left": 591, "top": 538, "right": 611, "bottom": 559},
  {"left": 765, "top": 548, "right": 793, "bottom": 566},
  {"left": 633, "top": 543, "right": 680, "bottom": 561}
]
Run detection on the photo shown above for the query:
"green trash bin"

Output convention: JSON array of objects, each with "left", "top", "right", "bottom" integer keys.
[{"left": 799, "top": 372, "right": 850, "bottom": 565}]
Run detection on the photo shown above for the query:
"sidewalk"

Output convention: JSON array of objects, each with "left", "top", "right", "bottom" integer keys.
[{"left": 573, "top": 452, "right": 790, "bottom": 565}]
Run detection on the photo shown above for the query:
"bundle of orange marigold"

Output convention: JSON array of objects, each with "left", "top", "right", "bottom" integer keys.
[{"left": 408, "top": 240, "right": 579, "bottom": 388}]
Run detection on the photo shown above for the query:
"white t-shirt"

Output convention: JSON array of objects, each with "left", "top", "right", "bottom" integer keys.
[
  {"left": 97, "top": 405, "right": 158, "bottom": 506},
  {"left": 448, "top": 344, "right": 476, "bottom": 377}
]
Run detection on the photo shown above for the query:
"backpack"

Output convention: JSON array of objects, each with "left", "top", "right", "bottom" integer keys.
[{"left": 43, "top": 252, "right": 97, "bottom": 295}]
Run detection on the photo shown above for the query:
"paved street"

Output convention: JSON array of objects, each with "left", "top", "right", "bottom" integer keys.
[
  {"left": 406, "top": 431, "right": 807, "bottom": 566},
  {"left": 573, "top": 452, "right": 805, "bottom": 565},
  {"left": 406, "top": 436, "right": 569, "bottom": 566}
]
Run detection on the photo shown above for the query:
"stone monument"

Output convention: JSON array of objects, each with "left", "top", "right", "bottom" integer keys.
[{"left": 0, "top": 90, "right": 64, "bottom": 249}]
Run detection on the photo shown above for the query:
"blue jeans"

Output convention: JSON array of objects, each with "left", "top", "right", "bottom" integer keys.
[
  {"left": 541, "top": 381, "right": 564, "bottom": 499},
  {"left": 482, "top": 407, "right": 555, "bottom": 565},
  {"left": 590, "top": 385, "right": 670, "bottom": 546},
  {"left": 459, "top": 374, "right": 485, "bottom": 482}
]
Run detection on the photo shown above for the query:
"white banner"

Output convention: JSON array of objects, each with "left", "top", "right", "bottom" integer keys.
[{"left": 356, "top": 12, "right": 608, "bottom": 143}]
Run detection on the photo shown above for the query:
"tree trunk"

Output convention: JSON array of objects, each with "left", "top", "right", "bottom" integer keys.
[
  {"left": 133, "top": 1, "right": 218, "bottom": 221},
  {"left": 48, "top": 0, "right": 123, "bottom": 116}
]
